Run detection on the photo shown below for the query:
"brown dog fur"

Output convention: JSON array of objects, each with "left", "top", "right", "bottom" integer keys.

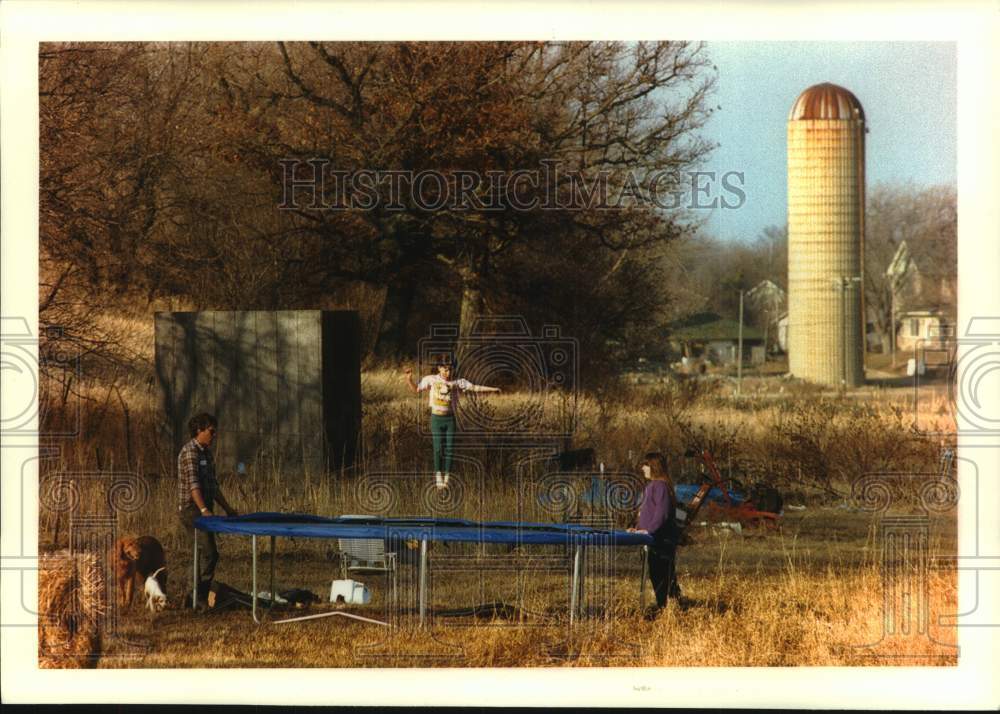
[{"left": 114, "top": 536, "right": 167, "bottom": 610}]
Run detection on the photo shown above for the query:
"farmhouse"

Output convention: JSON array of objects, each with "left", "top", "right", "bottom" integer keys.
[
  {"left": 895, "top": 307, "right": 955, "bottom": 352},
  {"left": 668, "top": 312, "right": 765, "bottom": 366}
]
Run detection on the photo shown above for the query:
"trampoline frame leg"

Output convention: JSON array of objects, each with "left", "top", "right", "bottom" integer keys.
[
  {"left": 639, "top": 545, "right": 648, "bottom": 611},
  {"left": 570, "top": 544, "right": 584, "bottom": 625},
  {"left": 252, "top": 535, "right": 258, "bottom": 623},
  {"left": 418, "top": 538, "right": 428, "bottom": 628},
  {"left": 251, "top": 535, "right": 277, "bottom": 624},
  {"left": 192, "top": 529, "right": 198, "bottom": 610}
]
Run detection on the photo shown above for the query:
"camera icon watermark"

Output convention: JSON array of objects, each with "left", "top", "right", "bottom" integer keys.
[
  {"left": 417, "top": 316, "right": 578, "bottom": 444},
  {"left": 912, "top": 316, "right": 1000, "bottom": 446},
  {"left": 1, "top": 316, "right": 82, "bottom": 438}
]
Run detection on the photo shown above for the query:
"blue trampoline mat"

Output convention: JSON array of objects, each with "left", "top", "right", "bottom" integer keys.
[{"left": 195, "top": 512, "right": 653, "bottom": 546}]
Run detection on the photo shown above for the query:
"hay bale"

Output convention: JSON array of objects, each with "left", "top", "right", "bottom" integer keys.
[{"left": 38, "top": 550, "right": 105, "bottom": 668}]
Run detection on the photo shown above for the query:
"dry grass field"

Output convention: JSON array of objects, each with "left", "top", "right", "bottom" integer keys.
[
  {"left": 90, "top": 507, "right": 957, "bottom": 668},
  {"left": 38, "top": 348, "right": 959, "bottom": 668}
]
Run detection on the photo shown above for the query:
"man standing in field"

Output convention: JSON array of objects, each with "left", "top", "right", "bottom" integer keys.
[
  {"left": 403, "top": 358, "right": 500, "bottom": 489},
  {"left": 177, "top": 412, "right": 238, "bottom": 603}
]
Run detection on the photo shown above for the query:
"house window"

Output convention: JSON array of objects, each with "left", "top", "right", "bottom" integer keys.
[{"left": 910, "top": 318, "right": 920, "bottom": 336}]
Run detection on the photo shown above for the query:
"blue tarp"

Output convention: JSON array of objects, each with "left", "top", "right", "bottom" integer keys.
[
  {"left": 675, "top": 483, "right": 746, "bottom": 508},
  {"left": 195, "top": 512, "right": 653, "bottom": 546}
]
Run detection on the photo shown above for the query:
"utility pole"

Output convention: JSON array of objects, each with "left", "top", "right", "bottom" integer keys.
[
  {"left": 890, "top": 289, "right": 896, "bottom": 368},
  {"left": 886, "top": 241, "right": 911, "bottom": 371},
  {"left": 737, "top": 290, "right": 744, "bottom": 396},
  {"left": 843, "top": 281, "right": 848, "bottom": 390}
]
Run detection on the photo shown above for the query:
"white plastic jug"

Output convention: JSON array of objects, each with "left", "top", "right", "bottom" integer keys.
[
  {"left": 906, "top": 357, "right": 926, "bottom": 377},
  {"left": 329, "top": 579, "right": 371, "bottom": 605}
]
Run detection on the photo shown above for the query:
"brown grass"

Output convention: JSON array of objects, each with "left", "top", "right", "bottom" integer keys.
[{"left": 94, "top": 512, "right": 957, "bottom": 667}]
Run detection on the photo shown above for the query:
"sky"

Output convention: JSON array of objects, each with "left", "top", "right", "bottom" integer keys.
[{"left": 700, "top": 41, "right": 957, "bottom": 243}]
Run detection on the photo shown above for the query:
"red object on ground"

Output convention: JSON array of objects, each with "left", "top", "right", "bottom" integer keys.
[{"left": 682, "top": 449, "right": 781, "bottom": 531}]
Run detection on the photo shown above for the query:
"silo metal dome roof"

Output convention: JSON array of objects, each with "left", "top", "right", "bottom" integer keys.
[{"left": 789, "top": 82, "right": 865, "bottom": 121}]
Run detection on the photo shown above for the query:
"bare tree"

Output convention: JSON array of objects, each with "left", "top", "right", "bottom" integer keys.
[
  {"left": 39, "top": 43, "right": 164, "bottom": 380},
  {"left": 864, "top": 183, "right": 957, "bottom": 352},
  {"left": 229, "top": 41, "right": 717, "bottom": 349}
]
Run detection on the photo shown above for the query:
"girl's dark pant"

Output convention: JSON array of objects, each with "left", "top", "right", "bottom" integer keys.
[
  {"left": 430, "top": 414, "right": 456, "bottom": 473},
  {"left": 647, "top": 538, "right": 680, "bottom": 608}
]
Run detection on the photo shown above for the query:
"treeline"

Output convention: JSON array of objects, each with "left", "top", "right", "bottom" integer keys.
[{"left": 39, "top": 41, "right": 720, "bottom": 381}]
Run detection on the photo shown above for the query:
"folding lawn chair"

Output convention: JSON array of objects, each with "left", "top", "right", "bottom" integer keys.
[{"left": 336, "top": 515, "right": 398, "bottom": 608}]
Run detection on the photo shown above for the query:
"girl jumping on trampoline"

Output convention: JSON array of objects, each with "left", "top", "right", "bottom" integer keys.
[
  {"left": 629, "top": 451, "right": 682, "bottom": 617},
  {"left": 403, "top": 357, "right": 500, "bottom": 489}
]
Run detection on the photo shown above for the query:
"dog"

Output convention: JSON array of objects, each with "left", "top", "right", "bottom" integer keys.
[
  {"left": 144, "top": 566, "right": 168, "bottom": 612},
  {"left": 114, "top": 536, "right": 168, "bottom": 612}
]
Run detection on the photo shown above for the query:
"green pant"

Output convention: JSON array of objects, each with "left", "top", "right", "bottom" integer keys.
[{"left": 430, "top": 414, "right": 456, "bottom": 473}]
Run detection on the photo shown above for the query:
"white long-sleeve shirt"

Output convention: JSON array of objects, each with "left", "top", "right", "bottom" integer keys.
[{"left": 416, "top": 374, "right": 487, "bottom": 416}]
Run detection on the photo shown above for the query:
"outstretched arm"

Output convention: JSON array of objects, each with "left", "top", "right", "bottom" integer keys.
[
  {"left": 455, "top": 378, "right": 500, "bottom": 394},
  {"left": 402, "top": 366, "right": 420, "bottom": 394}
]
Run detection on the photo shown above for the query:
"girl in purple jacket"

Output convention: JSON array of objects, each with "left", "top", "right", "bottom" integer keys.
[{"left": 629, "top": 451, "right": 682, "bottom": 613}]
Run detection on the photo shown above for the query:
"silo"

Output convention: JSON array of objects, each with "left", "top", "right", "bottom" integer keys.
[{"left": 787, "top": 82, "right": 865, "bottom": 387}]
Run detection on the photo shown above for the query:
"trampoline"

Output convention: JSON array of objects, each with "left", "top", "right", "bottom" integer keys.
[{"left": 193, "top": 512, "right": 653, "bottom": 625}]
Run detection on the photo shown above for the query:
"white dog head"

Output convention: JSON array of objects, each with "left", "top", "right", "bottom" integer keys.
[{"left": 145, "top": 566, "right": 167, "bottom": 612}]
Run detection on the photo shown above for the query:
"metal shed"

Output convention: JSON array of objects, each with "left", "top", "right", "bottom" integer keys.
[{"left": 154, "top": 310, "right": 361, "bottom": 476}]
